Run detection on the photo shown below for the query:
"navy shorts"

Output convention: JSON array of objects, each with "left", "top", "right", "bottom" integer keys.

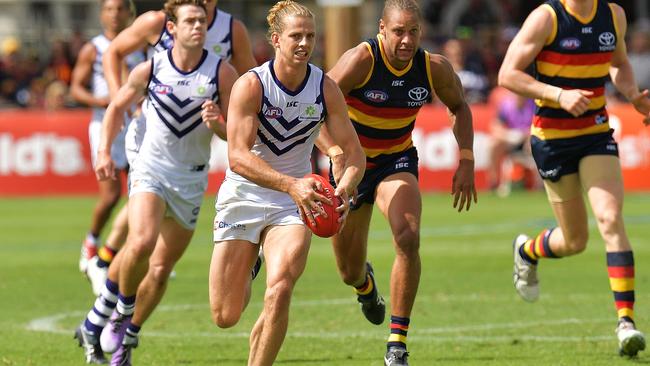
[
  {"left": 530, "top": 130, "right": 618, "bottom": 182},
  {"left": 330, "top": 147, "right": 419, "bottom": 210}
]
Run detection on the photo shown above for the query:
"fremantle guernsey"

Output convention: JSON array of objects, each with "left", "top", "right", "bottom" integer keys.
[
  {"left": 134, "top": 49, "right": 221, "bottom": 185},
  {"left": 218, "top": 60, "right": 327, "bottom": 207},
  {"left": 90, "top": 34, "right": 145, "bottom": 122},
  {"left": 533, "top": 0, "right": 618, "bottom": 140},
  {"left": 147, "top": 7, "right": 234, "bottom": 60},
  {"left": 346, "top": 35, "right": 433, "bottom": 168}
]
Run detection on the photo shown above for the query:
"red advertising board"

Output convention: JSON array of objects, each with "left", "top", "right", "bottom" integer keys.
[{"left": 1, "top": 106, "right": 649, "bottom": 196}]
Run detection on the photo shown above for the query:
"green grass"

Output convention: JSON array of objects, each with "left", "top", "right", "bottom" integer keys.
[{"left": 1, "top": 192, "right": 650, "bottom": 365}]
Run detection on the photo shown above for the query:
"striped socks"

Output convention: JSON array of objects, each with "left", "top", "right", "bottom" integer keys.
[
  {"left": 84, "top": 279, "right": 119, "bottom": 334},
  {"left": 355, "top": 272, "right": 375, "bottom": 301},
  {"left": 97, "top": 246, "right": 117, "bottom": 268},
  {"left": 607, "top": 251, "right": 635, "bottom": 323},
  {"left": 520, "top": 228, "right": 559, "bottom": 264},
  {"left": 387, "top": 315, "right": 409, "bottom": 350},
  {"left": 117, "top": 293, "right": 136, "bottom": 317}
]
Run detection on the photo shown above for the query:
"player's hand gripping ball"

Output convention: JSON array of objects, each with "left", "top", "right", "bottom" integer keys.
[{"left": 303, "top": 173, "right": 342, "bottom": 237}]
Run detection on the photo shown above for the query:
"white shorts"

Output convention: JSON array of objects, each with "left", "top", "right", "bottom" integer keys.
[
  {"left": 89, "top": 120, "right": 128, "bottom": 169},
  {"left": 129, "top": 168, "right": 207, "bottom": 230},
  {"left": 213, "top": 201, "right": 304, "bottom": 244}
]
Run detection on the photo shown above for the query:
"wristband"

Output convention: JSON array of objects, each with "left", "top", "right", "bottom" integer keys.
[
  {"left": 542, "top": 85, "right": 562, "bottom": 104},
  {"left": 459, "top": 149, "right": 474, "bottom": 161}
]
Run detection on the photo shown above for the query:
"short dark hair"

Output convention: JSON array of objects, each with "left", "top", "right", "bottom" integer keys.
[{"left": 382, "top": 0, "right": 422, "bottom": 21}]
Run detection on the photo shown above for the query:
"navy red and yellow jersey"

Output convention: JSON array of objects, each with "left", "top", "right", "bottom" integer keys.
[
  {"left": 533, "top": 0, "right": 618, "bottom": 140},
  {"left": 346, "top": 35, "right": 433, "bottom": 166}
]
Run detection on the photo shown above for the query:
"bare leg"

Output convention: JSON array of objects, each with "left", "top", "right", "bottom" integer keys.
[
  {"left": 89, "top": 174, "right": 122, "bottom": 236},
  {"left": 209, "top": 240, "right": 259, "bottom": 328},
  {"left": 118, "top": 192, "right": 165, "bottom": 297},
  {"left": 131, "top": 217, "right": 194, "bottom": 327},
  {"left": 248, "top": 225, "right": 311, "bottom": 366},
  {"left": 375, "top": 172, "right": 421, "bottom": 319},
  {"left": 330, "top": 204, "right": 373, "bottom": 287}
]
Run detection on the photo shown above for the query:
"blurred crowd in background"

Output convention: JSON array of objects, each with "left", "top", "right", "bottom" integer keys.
[{"left": 0, "top": 0, "right": 649, "bottom": 110}]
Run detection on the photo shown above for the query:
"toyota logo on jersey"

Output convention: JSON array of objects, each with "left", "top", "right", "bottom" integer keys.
[{"left": 408, "top": 87, "right": 429, "bottom": 102}]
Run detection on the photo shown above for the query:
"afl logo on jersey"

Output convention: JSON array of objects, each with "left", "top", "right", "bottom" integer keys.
[
  {"left": 152, "top": 84, "right": 173, "bottom": 95},
  {"left": 560, "top": 38, "right": 581, "bottom": 50},
  {"left": 364, "top": 90, "right": 388, "bottom": 103},
  {"left": 264, "top": 106, "right": 283, "bottom": 119},
  {"left": 408, "top": 87, "right": 429, "bottom": 102}
]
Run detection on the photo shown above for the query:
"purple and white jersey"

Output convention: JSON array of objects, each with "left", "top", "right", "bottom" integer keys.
[
  {"left": 134, "top": 49, "right": 221, "bottom": 185},
  {"left": 147, "top": 8, "right": 233, "bottom": 61},
  {"left": 218, "top": 60, "right": 326, "bottom": 207}
]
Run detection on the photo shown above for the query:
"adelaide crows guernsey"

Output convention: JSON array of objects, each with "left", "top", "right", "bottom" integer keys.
[
  {"left": 346, "top": 35, "right": 433, "bottom": 168},
  {"left": 135, "top": 49, "right": 221, "bottom": 185},
  {"left": 533, "top": 0, "right": 618, "bottom": 140}
]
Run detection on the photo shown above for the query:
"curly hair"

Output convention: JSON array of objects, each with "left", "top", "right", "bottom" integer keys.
[{"left": 163, "top": 0, "right": 207, "bottom": 24}]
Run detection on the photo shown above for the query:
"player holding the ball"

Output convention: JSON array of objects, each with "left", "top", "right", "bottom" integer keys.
[
  {"left": 317, "top": 1, "right": 476, "bottom": 364},
  {"left": 209, "top": 1, "right": 365, "bottom": 365}
]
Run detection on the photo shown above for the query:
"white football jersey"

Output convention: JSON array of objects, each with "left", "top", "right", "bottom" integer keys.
[
  {"left": 218, "top": 60, "right": 327, "bottom": 207},
  {"left": 147, "top": 8, "right": 234, "bottom": 61},
  {"left": 134, "top": 49, "right": 221, "bottom": 185},
  {"left": 90, "top": 34, "right": 145, "bottom": 122}
]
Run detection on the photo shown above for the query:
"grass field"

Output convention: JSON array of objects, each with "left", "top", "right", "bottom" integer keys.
[{"left": 1, "top": 191, "right": 650, "bottom": 365}]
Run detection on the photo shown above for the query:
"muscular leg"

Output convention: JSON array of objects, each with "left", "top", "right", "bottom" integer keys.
[
  {"left": 580, "top": 156, "right": 630, "bottom": 252},
  {"left": 89, "top": 175, "right": 123, "bottom": 236},
  {"left": 118, "top": 192, "right": 166, "bottom": 298},
  {"left": 209, "top": 240, "right": 259, "bottom": 328},
  {"left": 542, "top": 173, "right": 590, "bottom": 257},
  {"left": 104, "top": 203, "right": 129, "bottom": 253},
  {"left": 131, "top": 217, "right": 194, "bottom": 327},
  {"left": 375, "top": 172, "right": 421, "bottom": 319},
  {"left": 248, "top": 225, "right": 311, "bottom": 366},
  {"left": 331, "top": 204, "right": 373, "bottom": 287}
]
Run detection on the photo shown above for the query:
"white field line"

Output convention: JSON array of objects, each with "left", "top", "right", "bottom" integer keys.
[{"left": 26, "top": 301, "right": 614, "bottom": 343}]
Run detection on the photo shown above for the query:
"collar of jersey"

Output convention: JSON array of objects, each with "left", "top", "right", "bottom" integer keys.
[
  {"left": 377, "top": 34, "right": 413, "bottom": 77},
  {"left": 560, "top": 0, "right": 597, "bottom": 24}
]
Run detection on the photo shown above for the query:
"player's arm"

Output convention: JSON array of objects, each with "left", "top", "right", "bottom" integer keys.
[
  {"left": 230, "top": 19, "right": 258, "bottom": 75},
  {"left": 104, "top": 11, "right": 166, "bottom": 99},
  {"left": 498, "top": 6, "right": 592, "bottom": 117},
  {"left": 70, "top": 43, "right": 109, "bottom": 108},
  {"left": 317, "top": 43, "right": 373, "bottom": 180},
  {"left": 608, "top": 4, "right": 650, "bottom": 125},
  {"left": 322, "top": 76, "right": 365, "bottom": 210},
  {"left": 430, "top": 53, "right": 477, "bottom": 212},
  {"left": 227, "top": 73, "right": 331, "bottom": 224},
  {"left": 96, "top": 60, "right": 151, "bottom": 181},
  {"left": 202, "top": 61, "right": 238, "bottom": 140}
]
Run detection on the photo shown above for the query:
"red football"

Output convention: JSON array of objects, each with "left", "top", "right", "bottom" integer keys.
[{"left": 302, "top": 173, "right": 342, "bottom": 238}]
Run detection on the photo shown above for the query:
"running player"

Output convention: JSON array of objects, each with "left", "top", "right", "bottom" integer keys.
[
  {"left": 499, "top": 0, "right": 650, "bottom": 357},
  {"left": 74, "top": 1, "right": 238, "bottom": 364},
  {"left": 84, "top": 0, "right": 258, "bottom": 294},
  {"left": 209, "top": 2, "right": 365, "bottom": 365},
  {"left": 317, "top": 1, "right": 477, "bottom": 364},
  {"left": 70, "top": 0, "right": 143, "bottom": 284}
]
